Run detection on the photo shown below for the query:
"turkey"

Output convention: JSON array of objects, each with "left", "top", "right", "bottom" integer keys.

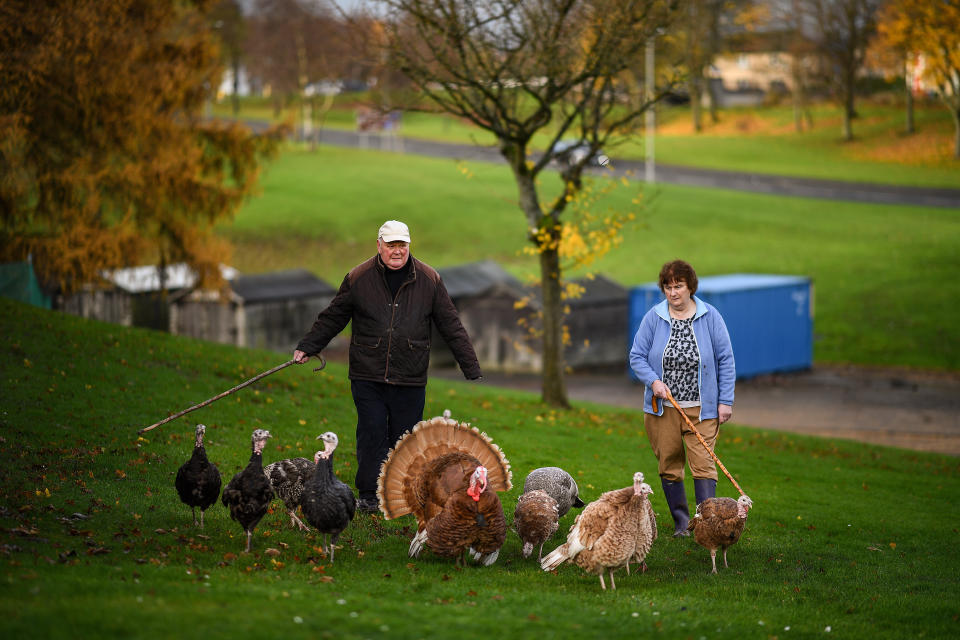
[
  {"left": 221, "top": 429, "right": 274, "bottom": 552},
  {"left": 541, "top": 472, "right": 655, "bottom": 590},
  {"left": 522, "top": 467, "right": 585, "bottom": 518},
  {"left": 300, "top": 432, "right": 356, "bottom": 562},
  {"left": 687, "top": 494, "right": 753, "bottom": 574},
  {"left": 377, "top": 415, "right": 512, "bottom": 566},
  {"left": 626, "top": 488, "right": 658, "bottom": 575},
  {"left": 174, "top": 424, "right": 221, "bottom": 528},
  {"left": 513, "top": 489, "right": 559, "bottom": 562},
  {"left": 263, "top": 454, "right": 315, "bottom": 531}
]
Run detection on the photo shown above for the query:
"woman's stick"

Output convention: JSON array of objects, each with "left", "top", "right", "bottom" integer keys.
[
  {"left": 138, "top": 356, "right": 326, "bottom": 435},
  {"left": 652, "top": 392, "right": 746, "bottom": 497}
]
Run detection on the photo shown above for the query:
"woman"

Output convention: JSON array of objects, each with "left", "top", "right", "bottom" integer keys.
[{"left": 629, "top": 260, "right": 735, "bottom": 536}]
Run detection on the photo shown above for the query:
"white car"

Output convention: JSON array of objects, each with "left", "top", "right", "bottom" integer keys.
[{"left": 552, "top": 140, "right": 610, "bottom": 167}]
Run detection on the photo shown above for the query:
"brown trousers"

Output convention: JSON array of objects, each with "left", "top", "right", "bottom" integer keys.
[{"left": 645, "top": 406, "right": 719, "bottom": 483}]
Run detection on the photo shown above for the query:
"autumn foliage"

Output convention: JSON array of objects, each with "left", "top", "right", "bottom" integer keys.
[
  {"left": 875, "top": 0, "right": 960, "bottom": 157},
  {"left": 0, "top": 0, "right": 283, "bottom": 292}
]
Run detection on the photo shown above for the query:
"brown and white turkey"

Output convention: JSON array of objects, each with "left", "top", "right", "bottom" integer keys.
[
  {"left": 513, "top": 489, "right": 559, "bottom": 562},
  {"left": 522, "top": 466, "right": 585, "bottom": 518},
  {"left": 377, "top": 415, "right": 512, "bottom": 566},
  {"left": 263, "top": 452, "right": 315, "bottom": 531},
  {"left": 221, "top": 429, "right": 274, "bottom": 552},
  {"left": 174, "top": 424, "right": 221, "bottom": 528},
  {"left": 300, "top": 432, "right": 356, "bottom": 562},
  {"left": 687, "top": 494, "right": 753, "bottom": 574},
  {"left": 541, "top": 472, "right": 655, "bottom": 590}
]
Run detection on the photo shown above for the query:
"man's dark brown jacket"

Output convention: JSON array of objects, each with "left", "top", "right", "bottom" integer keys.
[{"left": 297, "top": 255, "right": 481, "bottom": 385}]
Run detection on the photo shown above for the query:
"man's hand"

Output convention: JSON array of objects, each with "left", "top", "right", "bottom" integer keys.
[
  {"left": 293, "top": 349, "right": 310, "bottom": 364},
  {"left": 718, "top": 404, "right": 733, "bottom": 425}
]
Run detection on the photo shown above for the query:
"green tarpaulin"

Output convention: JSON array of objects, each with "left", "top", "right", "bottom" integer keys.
[{"left": 0, "top": 261, "right": 51, "bottom": 309}]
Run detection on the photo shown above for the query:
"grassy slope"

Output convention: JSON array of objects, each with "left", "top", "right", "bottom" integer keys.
[
  {"left": 224, "top": 145, "right": 960, "bottom": 370},
  {"left": 2, "top": 298, "right": 958, "bottom": 639}
]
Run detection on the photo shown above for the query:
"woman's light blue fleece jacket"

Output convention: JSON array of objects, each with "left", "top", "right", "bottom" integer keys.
[{"left": 629, "top": 296, "right": 736, "bottom": 420}]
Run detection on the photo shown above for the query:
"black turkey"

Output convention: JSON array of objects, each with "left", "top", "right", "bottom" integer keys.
[
  {"left": 301, "top": 432, "right": 356, "bottom": 562},
  {"left": 221, "top": 429, "right": 274, "bottom": 552},
  {"left": 174, "top": 424, "right": 221, "bottom": 528},
  {"left": 263, "top": 455, "right": 314, "bottom": 531}
]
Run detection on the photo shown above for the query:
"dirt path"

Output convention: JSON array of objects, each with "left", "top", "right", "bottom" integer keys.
[{"left": 435, "top": 365, "right": 960, "bottom": 457}]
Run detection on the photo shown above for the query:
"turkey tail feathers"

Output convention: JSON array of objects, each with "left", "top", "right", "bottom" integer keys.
[
  {"left": 540, "top": 544, "right": 569, "bottom": 571},
  {"left": 377, "top": 416, "right": 512, "bottom": 520}
]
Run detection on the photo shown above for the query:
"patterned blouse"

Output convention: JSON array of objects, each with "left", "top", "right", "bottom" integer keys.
[{"left": 662, "top": 317, "right": 701, "bottom": 407}]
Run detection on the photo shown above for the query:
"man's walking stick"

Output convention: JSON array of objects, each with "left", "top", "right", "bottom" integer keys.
[
  {"left": 652, "top": 392, "right": 746, "bottom": 497},
  {"left": 138, "top": 356, "right": 325, "bottom": 435}
]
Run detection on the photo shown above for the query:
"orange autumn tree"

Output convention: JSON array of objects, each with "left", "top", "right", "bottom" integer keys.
[
  {"left": 0, "top": 0, "right": 283, "bottom": 293},
  {"left": 876, "top": 0, "right": 960, "bottom": 158}
]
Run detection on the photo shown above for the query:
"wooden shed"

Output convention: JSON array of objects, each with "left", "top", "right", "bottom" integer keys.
[
  {"left": 434, "top": 260, "right": 540, "bottom": 373},
  {"left": 435, "top": 261, "right": 629, "bottom": 373},
  {"left": 170, "top": 269, "right": 336, "bottom": 353},
  {"left": 57, "top": 263, "right": 238, "bottom": 331},
  {"left": 555, "top": 273, "right": 629, "bottom": 372}
]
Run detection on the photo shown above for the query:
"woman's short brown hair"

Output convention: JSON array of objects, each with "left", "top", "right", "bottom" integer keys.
[{"left": 659, "top": 260, "right": 698, "bottom": 295}]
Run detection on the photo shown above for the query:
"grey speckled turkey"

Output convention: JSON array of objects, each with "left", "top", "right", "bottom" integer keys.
[
  {"left": 175, "top": 424, "right": 221, "bottom": 528},
  {"left": 221, "top": 429, "right": 274, "bottom": 552},
  {"left": 263, "top": 454, "right": 315, "bottom": 531},
  {"left": 300, "top": 432, "right": 356, "bottom": 562},
  {"left": 522, "top": 467, "right": 585, "bottom": 518}
]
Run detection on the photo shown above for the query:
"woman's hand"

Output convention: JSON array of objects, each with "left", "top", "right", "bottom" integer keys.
[
  {"left": 718, "top": 404, "right": 733, "bottom": 425},
  {"left": 293, "top": 349, "right": 310, "bottom": 364},
  {"left": 651, "top": 380, "right": 669, "bottom": 399}
]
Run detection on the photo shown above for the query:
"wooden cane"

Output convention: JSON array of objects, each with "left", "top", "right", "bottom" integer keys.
[
  {"left": 138, "top": 355, "right": 326, "bottom": 435},
  {"left": 651, "top": 392, "right": 746, "bottom": 497}
]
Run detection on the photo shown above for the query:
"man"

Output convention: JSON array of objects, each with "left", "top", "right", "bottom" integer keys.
[{"left": 293, "top": 220, "right": 482, "bottom": 513}]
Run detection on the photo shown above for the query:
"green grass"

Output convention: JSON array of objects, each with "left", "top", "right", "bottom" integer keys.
[
  {"left": 224, "top": 145, "right": 960, "bottom": 371},
  {"left": 216, "top": 96, "right": 960, "bottom": 187},
  {"left": 2, "top": 297, "right": 959, "bottom": 639}
]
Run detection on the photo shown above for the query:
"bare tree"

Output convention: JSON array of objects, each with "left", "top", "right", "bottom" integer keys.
[
  {"left": 246, "top": 0, "right": 347, "bottom": 121},
  {"left": 372, "top": 0, "right": 679, "bottom": 407},
  {"left": 210, "top": 0, "right": 247, "bottom": 116},
  {"left": 806, "top": 0, "right": 879, "bottom": 141}
]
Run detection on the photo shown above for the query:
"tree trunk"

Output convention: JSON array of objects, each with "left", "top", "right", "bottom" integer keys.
[
  {"left": 538, "top": 246, "right": 569, "bottom": 408},
  {"left": 231, "top": 54, "right": 241, "bottom": 117},
  {"left": 842, "top": 87, "right": 854, "bottom": 141},
  {"left": 903, "top": 60, "right": 914, "bottom": 135},
  {"left": 953, "top": 107, "right": 960, "bottom": 159},
  {"left": 511, "top": 161, "right": 569, "bottom": 408},
  {"left": 689, "top": 75, "right": 703, "bottom": 133}
]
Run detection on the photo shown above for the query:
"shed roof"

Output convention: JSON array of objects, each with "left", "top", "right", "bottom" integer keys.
[
  {"left": 230, "top": 269, "right": 335, "bottom": 303},
  {"left": 437, "top": 260, "right": 524, "bottom": 299},
  {"left": 103, "top": 263, "right": 239, "bottom": 294},
  {"left": 524, "top": 273, "right": 627, "bottom": 306}
]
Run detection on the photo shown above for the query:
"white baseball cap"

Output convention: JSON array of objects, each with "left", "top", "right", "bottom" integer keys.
[{"left": 378, "top": 220, "right": 410, "bottom": 243}]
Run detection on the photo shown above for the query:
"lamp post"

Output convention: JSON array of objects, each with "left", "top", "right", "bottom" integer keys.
[{"left": 645, "top": 35, "right": 656, "bottom": 184}]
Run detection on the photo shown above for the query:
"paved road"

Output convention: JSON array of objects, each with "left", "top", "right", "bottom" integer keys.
[{"left": 311, "top": 127, "right": 960, "bottom": 208}]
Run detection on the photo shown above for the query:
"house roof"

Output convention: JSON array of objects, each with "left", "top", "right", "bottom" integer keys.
[
  {"left": 437, "top": 260, "right": 525, "bottom": 299},
  {"left": 230, "top": 269, "right": 335, "bottom": 303},
  {"left": 103, "top": 263, "right": 239, "bottom": 294}
]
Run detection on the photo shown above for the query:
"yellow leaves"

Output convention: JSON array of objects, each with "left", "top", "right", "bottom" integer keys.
[
  {"left": 23, "top": 358, "right": 32, "bottom": 368},
  {"left": 35, "top": 488, "right": 51, "bottom": 498},
  {"left": 298, "top": 419, "right": 307, "bottom": 426}
]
